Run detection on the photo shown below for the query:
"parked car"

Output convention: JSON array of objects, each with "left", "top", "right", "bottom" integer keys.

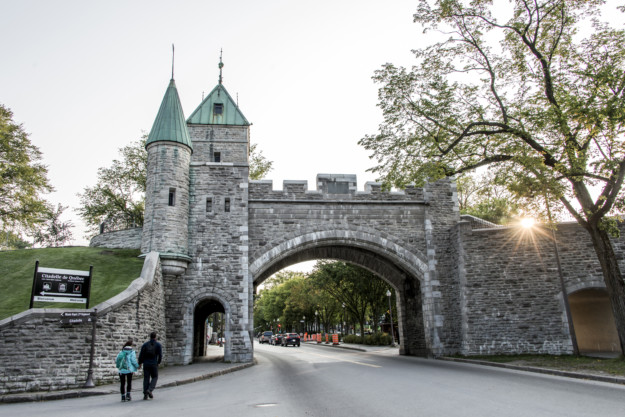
[
  {"left": 259, "top": 331, "right": 273, "bottom": 344},
  {"left": 271, "top": 334, "right": 284, "bottom": 345},
  {"left": 281, "top": 333, "right": 300, "bottom": 347}
]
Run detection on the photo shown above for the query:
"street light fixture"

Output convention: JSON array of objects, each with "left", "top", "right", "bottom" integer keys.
[{"left": 386, "top": 289, "right": 396, "bottom": 347}]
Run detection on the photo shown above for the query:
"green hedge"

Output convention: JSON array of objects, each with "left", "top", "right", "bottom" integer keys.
[{"left": 343, "top": 332, "right": 393, "bottom": 345}]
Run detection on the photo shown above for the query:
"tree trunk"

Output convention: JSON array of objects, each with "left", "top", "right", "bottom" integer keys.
[{"left": 586, "top": 224, "right": 625, "bottom": 354}]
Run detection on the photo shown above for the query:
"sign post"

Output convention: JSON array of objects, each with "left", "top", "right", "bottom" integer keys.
[
  {"left": 30, "top": 262, "right": 93, "bottom": 308},
  {"left": 83, "top": 309, "right": 97, "bottom": 388}
]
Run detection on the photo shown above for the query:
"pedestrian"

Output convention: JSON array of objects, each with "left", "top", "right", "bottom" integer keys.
[
  {"left": 138, "top": 331, "right": 163, "bottom": 400},
  {"left": 115, "top": 338, "right": 139, "bottom": 402}
]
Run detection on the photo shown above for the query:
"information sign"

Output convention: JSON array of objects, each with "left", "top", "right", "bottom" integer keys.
[
  {"left": 59, "top": 312, "right": 94, "bottom": 324},
  {"left": 30, "top": 261, "right": 93, "bottom": 308}
]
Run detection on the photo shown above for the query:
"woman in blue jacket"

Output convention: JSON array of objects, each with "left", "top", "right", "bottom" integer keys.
[{"left": 115, "top": 338, "right": 140, "bottom": 402}]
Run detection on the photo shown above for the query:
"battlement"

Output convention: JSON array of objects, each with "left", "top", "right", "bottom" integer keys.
[{"left": 249, "top": 173, "right": 426, "bottom": 202}]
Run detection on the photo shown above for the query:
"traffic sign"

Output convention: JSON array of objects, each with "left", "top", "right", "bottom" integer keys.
[{"left": 59, "top": 311, "right": 94, "bottom": 324}]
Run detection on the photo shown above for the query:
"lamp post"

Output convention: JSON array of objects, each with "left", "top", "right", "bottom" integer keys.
[
  {"left": 342, "top": 303, "right": 346, "bottom": 336},
  {"left": 386, "top": 289, "right": 396, "bottom": 347},
  {"left": 303, "top": 315, "right": 306, "bottom": 333},
  {"left": 523, "top": 216, "right": 579, "bottom": 356},
  {"left": 314, "top": 310, "right": 318, "bottom": 333}
]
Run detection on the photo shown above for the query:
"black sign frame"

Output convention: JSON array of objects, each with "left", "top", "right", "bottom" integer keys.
[{"left": 30, "top": 261, "right": 93, "bottom": 309}]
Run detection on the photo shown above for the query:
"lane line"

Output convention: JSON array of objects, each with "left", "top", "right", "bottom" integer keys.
[{"left": 306, "top": 351, "right": 382, "bottom": 368}]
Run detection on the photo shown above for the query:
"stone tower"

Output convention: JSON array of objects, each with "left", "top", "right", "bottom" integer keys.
[{"left": 141, "top": 78, "right": 193, "bottom": 277}]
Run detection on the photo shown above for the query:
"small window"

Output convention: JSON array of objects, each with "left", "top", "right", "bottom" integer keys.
[
  {"left": 214, "top": 103, "right": 224, "bottom": 115},
  {"left": 206, "top": 197, "right": 213, "bottom": 213},
  {"left": 168, "top": 188, "right": 176, "bottom": 206},
  {"left": 214, "top": 152, "right": 221, "bottom": 162},
  {"left": 224, "top": 197, "right": 230, "bottom": 212}
]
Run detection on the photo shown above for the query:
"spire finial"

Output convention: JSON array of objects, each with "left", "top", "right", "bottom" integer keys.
[
  {"left": 171, "top": 44, "right": 175, "bottom": 80},
  {"left": 218, "top": 48, "right": 224, "bottom": 85}
]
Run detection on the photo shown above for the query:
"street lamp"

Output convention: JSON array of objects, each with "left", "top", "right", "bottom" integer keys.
[
  {"left": 522, "top": 217, "right": 579, "bottom": 355},
  {"left": 386, "top": 289, "right": 396, "bottom": 347},
  {"left": 342, "top": 303, "right": 346, "bottom": 335},
  {"left": 315, "top": 310, "right": 318, "bottom": 333}
]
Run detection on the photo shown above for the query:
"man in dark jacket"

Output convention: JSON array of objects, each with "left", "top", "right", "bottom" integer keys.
[{"left": 138, "top": 331, "right": 163, "bottom": 400}]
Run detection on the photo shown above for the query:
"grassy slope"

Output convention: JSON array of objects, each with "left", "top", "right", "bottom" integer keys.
[{"left": 0, "top": 247, "right": 143, "bottom": 320}]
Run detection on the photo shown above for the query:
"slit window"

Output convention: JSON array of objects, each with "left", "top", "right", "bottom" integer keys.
[
  {"left": 168, "top": 188, "right": 176, "bottom": 206},
  {"left": 214, "top": 152, "right": 221, "bottom": 162},
  {"left": 206, "top": 197, "right": 213, "bottom": 213},
  {"left": 214, "top": 103, "right": 224, "bottom": 115},
  {"left": 224, "top": 197, "right": 231, "bottom": 212}
]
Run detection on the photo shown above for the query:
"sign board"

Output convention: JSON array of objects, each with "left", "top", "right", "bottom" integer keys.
[
  {"left": 30, "top": 262, "right": 93, "bottom": 308},
  {"left": 59, "top": 311, "right": 94, "bottom": 324}
]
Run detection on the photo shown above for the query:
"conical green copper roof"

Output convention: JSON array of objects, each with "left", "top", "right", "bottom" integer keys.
[
  {"left": 186, "top": 84, "right": 249, "bottom": 126},
  {"left": 146, "top": 79, "right": 193, "bottom": 150}
]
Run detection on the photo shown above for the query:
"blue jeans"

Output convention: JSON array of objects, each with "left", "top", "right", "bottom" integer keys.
[{"left": 143, "top": 364, "right": 159, "bottom": 393}]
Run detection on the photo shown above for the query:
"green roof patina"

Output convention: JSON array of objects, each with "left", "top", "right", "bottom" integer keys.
[
  {"left": 186, "top": 84, "right": 250, "bottom": 126},
  {"left": 146, "top": 79, "right": 193, "bottom": 151}
]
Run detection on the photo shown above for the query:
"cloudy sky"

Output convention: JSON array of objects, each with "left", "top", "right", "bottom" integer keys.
[{"left": 2, "top": 1, "right": 623, "bottom": 248}]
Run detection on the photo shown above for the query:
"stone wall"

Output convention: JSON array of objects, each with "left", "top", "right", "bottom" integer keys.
[
  {"left": 0, "top": 252, "right": 165, "bottom": 395},
  {"left": 89, "top": 228, "right": 142, "bottom": 249},
  {"left": 458, "top": 222, "right": 625, "bottom": 355}
]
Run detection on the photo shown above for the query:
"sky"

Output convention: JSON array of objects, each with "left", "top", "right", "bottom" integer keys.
[
  {"left": 2, "top": 0, "right": 624, "bottom": 252},
  {"left": 1, "top": 0, "right": 423, "bottom": 247}
]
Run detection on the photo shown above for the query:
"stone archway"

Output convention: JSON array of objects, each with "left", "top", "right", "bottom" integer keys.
[
  {"left": 250, "top": 230, "right": 433, "bottom": 356},
  {"left": 193, "top": 298, "right": 225, "bottom": 359},
  {"left": 569, "top": 288, "right": 621, "bottom": 354}
]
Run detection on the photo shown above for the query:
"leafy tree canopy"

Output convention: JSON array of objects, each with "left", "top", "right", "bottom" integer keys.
[
  {"left": 359, "top": 0, "right": 625, "bottom": 352},
  {"left": 0, "top": 104, "right": 53, "bottom": 234},
  {"left": 77, "top": 138, "right": 147, "bottom": 237},
  {"left": 249, "top": 143, "right": 273, "bottom": 180}
]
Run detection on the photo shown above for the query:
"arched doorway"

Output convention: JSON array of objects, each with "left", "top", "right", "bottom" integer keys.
[
  {"left": 569, "top": 288, "right": 621, "bottom": 354},
  {"left": 193, "top": 298, "right": 226, "bottom": 360},
  {"left": 251, "top": 237, "right": 431, "bottom": 356}
]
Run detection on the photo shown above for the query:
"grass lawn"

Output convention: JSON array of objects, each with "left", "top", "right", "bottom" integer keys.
[
  {"left": 0, "top": 247, "right": 144, "bottom": 320},
  {"left": 456, "top": 354, "right": 625, "bottom": 377}
]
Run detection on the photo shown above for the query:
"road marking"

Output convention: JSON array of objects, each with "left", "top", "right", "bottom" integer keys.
[{"left": 307, "top": 351, "right": 381, "bottom": 368}]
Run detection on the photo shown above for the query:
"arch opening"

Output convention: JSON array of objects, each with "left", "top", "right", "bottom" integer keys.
[
  {"left": 193, "top": 298, "right": 226, "bottom": 361},
  {"left": 252, "top": 242, "right": 430, "bottom": 356},
  {"left": 569, "top": 288, "right": 622, "bottom": 355}
]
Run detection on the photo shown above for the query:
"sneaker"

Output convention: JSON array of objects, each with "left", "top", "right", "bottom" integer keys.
[
  {"left": 126, "top": 393, "right": 132, "bottom": 401},
  {"left": 148, "top": 391, "right": 153, "bottom": 399}
]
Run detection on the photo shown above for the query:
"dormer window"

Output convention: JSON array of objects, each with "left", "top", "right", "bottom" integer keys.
[{"left": 214, "top": 103, "right": 224, "bottom": 115}]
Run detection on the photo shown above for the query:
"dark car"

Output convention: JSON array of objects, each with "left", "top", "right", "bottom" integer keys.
[
  {"left": 281, "top": 333, "right": 300, "bottom": 347},
  {"left": 259, "top": 331, "right": 273, "bottom": 344},
  {"left": 271, "top": 334, "right": 284, "bottom": 345}
]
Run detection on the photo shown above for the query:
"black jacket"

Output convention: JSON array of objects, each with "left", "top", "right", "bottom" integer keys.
[{"left": 138, "top": 339, "right": 163, "bottom": 366}]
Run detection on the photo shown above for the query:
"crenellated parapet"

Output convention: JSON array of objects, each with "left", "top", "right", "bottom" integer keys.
[{"left": 249, "top": 173, "right": 426, "bottom": 202}]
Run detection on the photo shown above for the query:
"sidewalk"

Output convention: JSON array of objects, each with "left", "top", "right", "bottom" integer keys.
[
  {"left": 0, "top": 346, "right": 253, "bottom": 404},
  {"left": 304, "top": 340, "right": 625, "bottom": 386}
]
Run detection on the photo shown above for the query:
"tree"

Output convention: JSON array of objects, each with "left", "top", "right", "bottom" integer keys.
[
  {"left": 0, "top": 104, "right": 53, "bottom": 235},
  {"left": 32, "top": 203, "right": 74, "bottom": 247},
  {"left": 249, "top": 143, "right": 273, "bottom": 180},
  {"left": 77, "top": 138, "right": 147, "bottom": 237},
  {"left": 359, "top": 0, "right": 625, "bottom": 352},
  {"left": 457, "top": 172, "right": 521, "bottom": 224}
]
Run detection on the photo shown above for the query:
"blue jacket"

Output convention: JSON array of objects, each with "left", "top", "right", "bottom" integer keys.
[
  {"left": 139, "top": 339, "right": 163, "bottom": 366},
  {"left": 116, "top": 347, "right": 139, "bottom": 374}
]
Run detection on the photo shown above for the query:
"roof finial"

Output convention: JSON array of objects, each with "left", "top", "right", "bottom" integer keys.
[
  {"left": 218, "top": 48, "right": 224, "bottom": 85},
  {"left": 171, "top": 44, "right": 175, "bottom": 80}
]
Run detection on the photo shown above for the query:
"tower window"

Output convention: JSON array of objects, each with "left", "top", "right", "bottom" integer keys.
[
  {"left": 214, "top": 103, "right": 224, "bottom": 115},
  {"left": 214, "top": 152, "right": 221, "bottom": 162},
  {"left": 224, "top": 197, "right": 231, "bottom": 212},
  {"left": 206, "top": 197, "right": 213, "bottom": 213},
  {"left": 168, "top": 188, "right": 176, "bottom": 206}
]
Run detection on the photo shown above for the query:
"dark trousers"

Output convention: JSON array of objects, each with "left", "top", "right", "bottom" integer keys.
[
  {"left": 143, "top": 363, "right": 159, "bottom": 393},
  {"left": 119, "top": 373, "right": 133, "bottom": 394}
]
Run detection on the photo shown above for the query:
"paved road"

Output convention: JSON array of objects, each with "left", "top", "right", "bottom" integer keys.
[{"left": 2, "top": 342, "right": 624, "bottom": 417}]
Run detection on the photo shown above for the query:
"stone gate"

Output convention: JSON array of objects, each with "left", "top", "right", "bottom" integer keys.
[{"left": 136, "top": 67, "right": 623, "bottom": 364}]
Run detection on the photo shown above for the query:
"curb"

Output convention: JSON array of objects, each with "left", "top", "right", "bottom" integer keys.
[
  {"left": 439, "top": 357, "right": 625, "bottom": 386},
  {"left": 0, "top": 360, "right": 255, "bottom": 404}
]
